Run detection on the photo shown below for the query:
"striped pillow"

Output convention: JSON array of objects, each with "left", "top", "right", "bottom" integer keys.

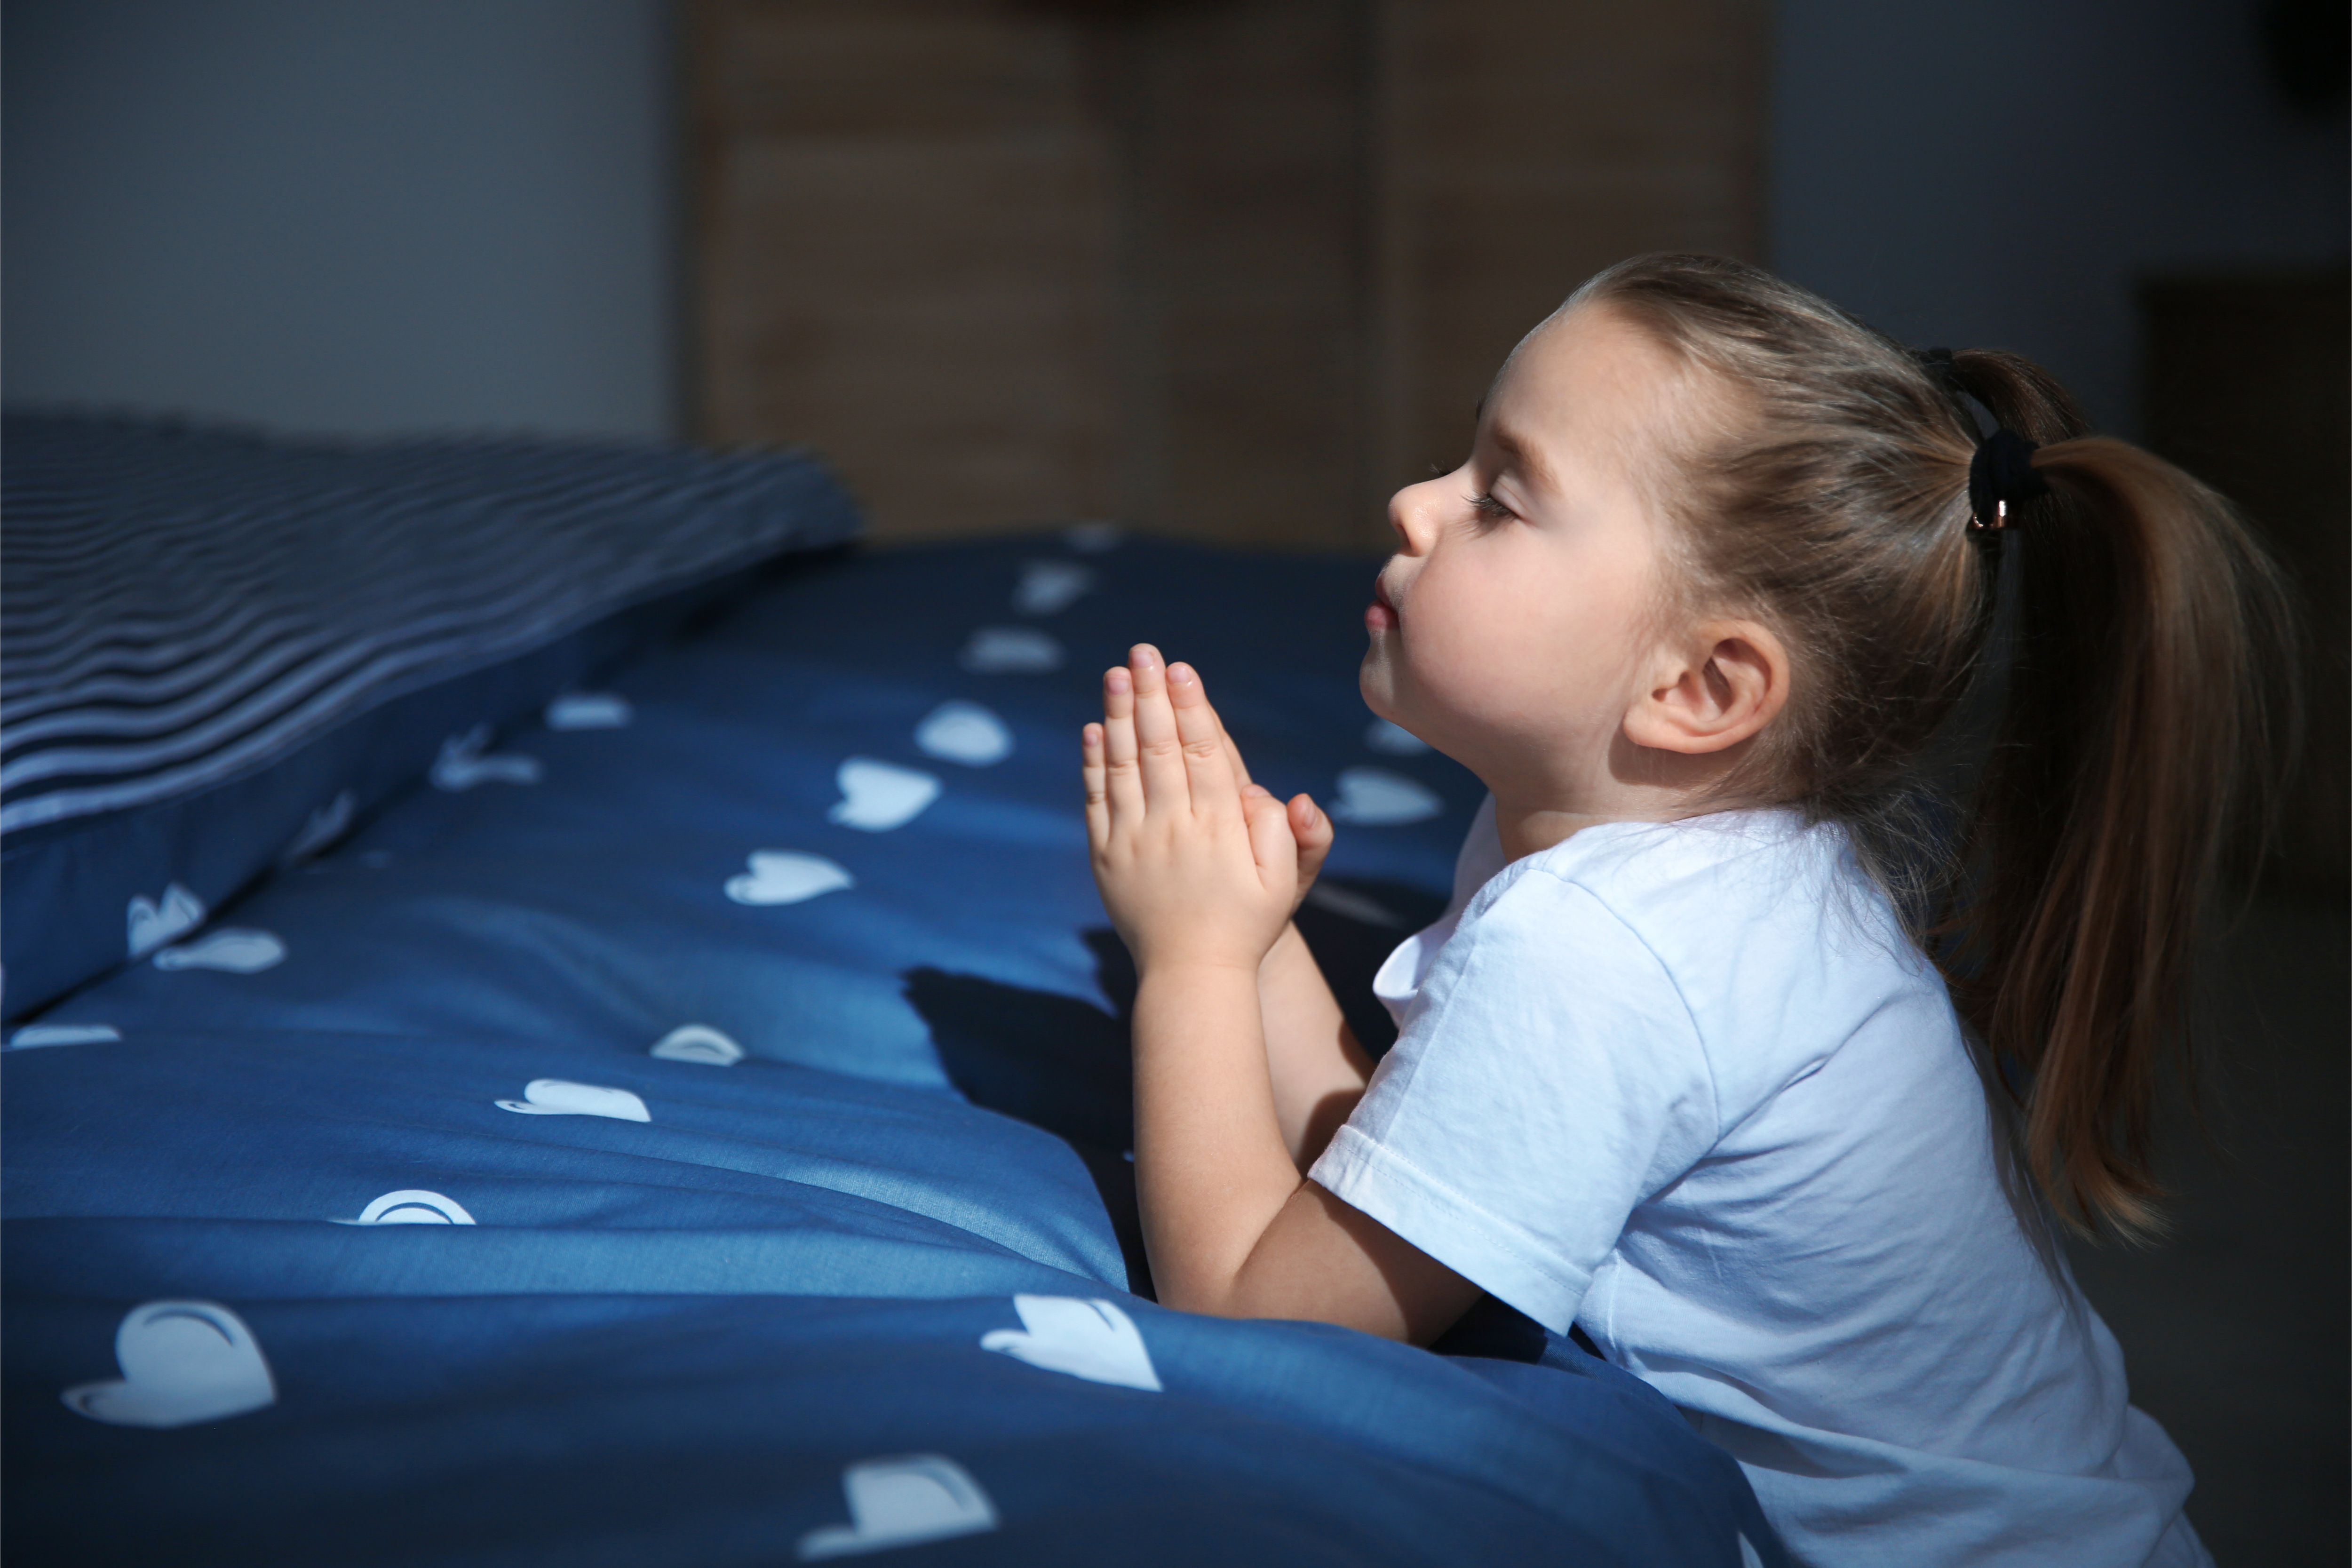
[{"left": 2, "top": 412, "right": 859, "bottom": 1019}]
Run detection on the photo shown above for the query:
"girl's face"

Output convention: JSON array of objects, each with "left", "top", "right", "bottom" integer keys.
[{"left": 1360, "top": 305, "right": 1689, "bottom": 803}]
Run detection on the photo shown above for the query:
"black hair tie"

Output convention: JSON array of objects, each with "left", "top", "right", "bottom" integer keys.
[
  {"left": 1968, "top": 426, "right": 2048, "bottom": 531},
  {"left": 1915, "top": 346, "right": 2049, "bottom": 530}
]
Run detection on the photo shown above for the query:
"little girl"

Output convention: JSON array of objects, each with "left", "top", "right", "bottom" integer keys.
[{"left": 1080, "top": 254, "right": 2294, "bottom": 1565}]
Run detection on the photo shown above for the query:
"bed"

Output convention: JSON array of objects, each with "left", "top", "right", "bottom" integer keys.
[{"left": 2, "top": 414, "right": 1785, "bottom": 1566}]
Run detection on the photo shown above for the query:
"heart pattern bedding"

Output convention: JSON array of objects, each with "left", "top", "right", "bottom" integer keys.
[{"left": 4, "top": 528, "right": 1783, "bottom": 1566}]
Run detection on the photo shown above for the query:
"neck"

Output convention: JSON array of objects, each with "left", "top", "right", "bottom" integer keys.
[
  {"left": 1491, "top": 798, "right": 1677, "bottom": 861},
  {"left": 1484, "top": 731, "right": 1755, "bottom": 862}
]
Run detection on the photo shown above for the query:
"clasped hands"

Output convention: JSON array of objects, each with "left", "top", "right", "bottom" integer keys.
[{"left": 1083, "top": 644, "right": 1332, "bottom": 974}]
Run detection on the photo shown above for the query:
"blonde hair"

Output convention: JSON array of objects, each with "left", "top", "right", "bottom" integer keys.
[{"left": 1565, "top": 253, "right": 2298, "bottom": 1238}]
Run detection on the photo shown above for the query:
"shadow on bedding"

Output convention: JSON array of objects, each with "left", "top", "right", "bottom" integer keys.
[{"left": 901, "top": 877, "right": 1447, "bottom": 1301}]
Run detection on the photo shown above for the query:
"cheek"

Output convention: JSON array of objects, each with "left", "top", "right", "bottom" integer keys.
[
  {"left": 1414, "top": 557, "right": 1524, "bottom": 659},
  {"left": 1399, "top": 556, "right": 1623, "bottom": 732},
  {"left": 1384, "top": 564, "right": 1520, "bottom": 718}
]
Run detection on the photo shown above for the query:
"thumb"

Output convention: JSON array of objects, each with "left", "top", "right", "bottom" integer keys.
[
  {"left": 1242, "top": 786, "right": 1300, "bottom": 896},
  {"left": 1289, "top": 793, "right": 1333, "bottom": 886}
]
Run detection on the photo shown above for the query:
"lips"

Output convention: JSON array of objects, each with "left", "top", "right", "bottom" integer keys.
[{"left": 1365, "top": 573, "right": 1398, "bottom": 634}]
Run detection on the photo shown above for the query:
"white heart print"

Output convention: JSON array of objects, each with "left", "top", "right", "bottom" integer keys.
[
  {"left": 431, "top": 725, "right": 542, "bottom": 790},
  {"left": 1012, "top": 559, "right": 1097, "bottom": 615},
  {"left": 798, "top": 1455, "right": 999, "bottom": 1560},
  {"left": 726, "top": 852, "right": 853, "bottom": 906},
  {"left": 546, "top": 692, "right": 633, "bottom": 730},
  {"left": 1364, "top": 717, "right": 1431, "bottom": 756},
  {"left": 980, "top": 1295, "right": 1162, "bottom": 1391},
  {"left": 336, "top": 1189, "right": 477, "bottom": 1226},
  {"left": 914, "top": 701, "right": 1012, "bottom": 767},
  {"left": 127, "top": 883, "right": 205, "bottom": 959},
  {"left": 154, "top": 929, "right": 286, "bottom": 973},
  {"left": 1328, "top": 766, "right": 1443, "bottom": 826},
  {"left": 63, "top": 1300, "right": 277, "bottom": 1428},
  {"left": 495, "top": 1079, "right": 651, "bottom": 1122},
  {"left": 280, "top": 789, "right": 356, "bottom": 865},
  {"left": 650, "top": 1024, "right": 745, "bottom": 1065},
  {"left": 8, "top": 1023, "right": 121, "bottom": 1050},
  {"left": 828, "top": 758, "right": 940, "bottom": 832},
  {"left": 959, "top": 626, "right": 1063, "bottom": 674}
]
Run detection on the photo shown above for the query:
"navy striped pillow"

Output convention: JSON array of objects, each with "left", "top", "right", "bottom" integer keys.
[{"left": 2, "top": 412, "right": 859, "bottom": 1018}]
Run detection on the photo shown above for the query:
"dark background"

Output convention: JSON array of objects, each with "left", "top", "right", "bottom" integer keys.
[{"left": 6, "top": 1, "right": 2345, "bottom": 1560}]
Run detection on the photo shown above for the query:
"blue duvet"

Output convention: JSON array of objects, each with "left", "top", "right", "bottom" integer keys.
[{"left": 5, "top": 532, "right": 1783, "bottom": 1565}]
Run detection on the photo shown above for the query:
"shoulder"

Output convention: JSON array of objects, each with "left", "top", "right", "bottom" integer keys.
[
  {"left": 1423, "top": 847, "right": 1713, "bottom": 1085},
  {"left": 1518, "top": 810, "right": 1887, "bottom": 958},
  {"left": 1436, "top": 812, "right": 1845, "bottom": 1002},
  {"left": 1511, "top": 811, "right": 1945, "bottom": 1087}
]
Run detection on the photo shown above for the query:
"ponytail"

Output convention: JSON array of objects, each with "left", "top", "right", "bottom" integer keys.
[
  {"left": 1940, "top": 354, "right": 2298, "bottom": 1234},
  {"left": 1568, "top": 255, "right": 2300, "bottom": 1241}
]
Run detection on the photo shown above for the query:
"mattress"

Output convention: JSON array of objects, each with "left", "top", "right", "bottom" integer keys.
[{"left": 3, "top": 428, "right": 1782, "bottom": 1565}]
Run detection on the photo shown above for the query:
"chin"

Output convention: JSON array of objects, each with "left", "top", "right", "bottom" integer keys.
[{"left": 1357, "top": 653, "right": 1394, "bottom": 718}]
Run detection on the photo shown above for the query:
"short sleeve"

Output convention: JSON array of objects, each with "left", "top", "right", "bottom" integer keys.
[{"left": 1310, "top": 862, "right": 1719, "bottom": 1334}]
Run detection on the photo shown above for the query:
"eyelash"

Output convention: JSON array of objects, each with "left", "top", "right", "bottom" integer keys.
[{"left": 1466, "top": 491, "right": 1513, "bottom": 526}]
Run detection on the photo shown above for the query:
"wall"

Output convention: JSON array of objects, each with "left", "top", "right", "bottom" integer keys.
[
  {"left": 1771, "top": 0, "right": 2349, "bottom": 436},
  {"left": 3, "top": 0, "right": 676, "bottom": 440},
  {"left": 14, "top": 2, "right": 2336, "bottom": 461}
]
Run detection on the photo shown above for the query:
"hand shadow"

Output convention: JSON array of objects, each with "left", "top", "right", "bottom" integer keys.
[{"left": 900, "top": 875, "right": 1447, "bottom": 1301}]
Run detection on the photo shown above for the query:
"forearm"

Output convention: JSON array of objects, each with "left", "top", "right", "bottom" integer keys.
[
  {"left": 1256, "top": 923, "right": 1373, "bottom": 1169},
  {"left": 1084, "top": 647, "right": 1477, "bottom": 1340},
  {"left": 1130, "top": 963, "right": 1311, "bottom": 1313}
]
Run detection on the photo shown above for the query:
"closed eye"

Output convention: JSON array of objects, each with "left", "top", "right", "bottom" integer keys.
[{"left": 1466, "top": 491, "right": 1513, "bottom": 527}]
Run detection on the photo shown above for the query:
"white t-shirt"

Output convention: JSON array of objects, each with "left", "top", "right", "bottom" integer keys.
[{"left": 1310, "top": 797, "right": 2209, "bottom": 1568}]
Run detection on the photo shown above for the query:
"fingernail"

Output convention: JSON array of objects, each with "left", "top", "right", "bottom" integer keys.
[
  {"left": 1168, "top": 663, "right": 1197, "bottom": 686},
  {"left": 1106, "top": 668, "right": 1130, "bottom": 694},
  {"left": 1131, "top": 644, "right": 1161, "bottom": 670}
]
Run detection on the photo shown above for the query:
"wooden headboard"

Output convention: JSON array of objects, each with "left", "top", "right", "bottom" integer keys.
[{"left": 688, "top": 0, "right": 1766, "bottom": 548}]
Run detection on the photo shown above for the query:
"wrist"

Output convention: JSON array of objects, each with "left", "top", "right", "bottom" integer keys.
[
  {"left": 1257, "top": 920, "right": 1304, "bottom": 974},
  {"left": 1120, "top": 917, "right": 1290, "bottom": 980},
  {"left": 1132, "top": 954, "right": 1265, "bottom": 988}
]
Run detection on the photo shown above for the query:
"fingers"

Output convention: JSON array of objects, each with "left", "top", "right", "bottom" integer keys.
[
  {"left": 1097, "top": 646, "right": 1254, "bottom": 836},
  {"left": 1126, "top": 645, "right": 1192, "bottom": 813},
  {"left": 1081, "top": 722, "right": 1110, "bottom": 852},
  {"left": 1165, "top": 661, "right": 1238, "bottom": 820},
  {"left": 1100, "top": 662, "right": 1144, "bottom": 825}
]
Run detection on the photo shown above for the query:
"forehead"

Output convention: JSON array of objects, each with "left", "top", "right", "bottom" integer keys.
[{"left": 1484, "top": 305, "right": 1698, "bottom": 489}]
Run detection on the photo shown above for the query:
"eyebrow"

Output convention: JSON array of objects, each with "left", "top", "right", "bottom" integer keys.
[{"left": 1484, "top": 422, "right": 1560, "bottom": 497}]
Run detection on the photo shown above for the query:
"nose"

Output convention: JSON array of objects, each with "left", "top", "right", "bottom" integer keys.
[{"left": 1386, "top": 475, "right": 1449, "bottom": 556}]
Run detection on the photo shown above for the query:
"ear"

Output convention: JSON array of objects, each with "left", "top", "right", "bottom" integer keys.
[{"left": 1622, "top": 620, "right": 1788, "bottom": 755}]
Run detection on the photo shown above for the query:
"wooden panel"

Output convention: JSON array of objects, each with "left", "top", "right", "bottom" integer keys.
[
  {"left": 691, "top": 1, "right": 1117, "bottom": 540},
  {"left": 1100, "top": 0, "right": 1374, "bottom": 548},
  {"left": 689, "top": 0, "right": 1769, "bottom": 550},
  {"left": 1371, "top": 0, "right": 1770, "bottom": 520}
]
